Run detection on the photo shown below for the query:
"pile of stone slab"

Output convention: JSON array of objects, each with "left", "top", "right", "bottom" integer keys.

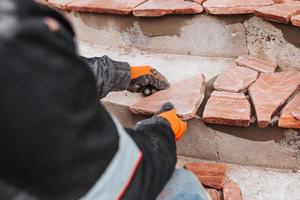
[
  {"left": 203, "top": 55, "right": 300, "bottom": 128},
  {"left": 129, "top": 55, "right": 300, "bottom": 129},
  {"left": 42, "top": 0, "right": 300, "bottom": 28},
  {"left": 184, "top": 162, "right": 242, "bottom": 200}
]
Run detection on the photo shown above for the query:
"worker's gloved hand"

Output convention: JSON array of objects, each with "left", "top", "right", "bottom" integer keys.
[
  {"left": 128, "top": 66, "right": 170, "bottom": 96},
  {"left": 156, "top": 102, "right": 187, "bottom": 141}
]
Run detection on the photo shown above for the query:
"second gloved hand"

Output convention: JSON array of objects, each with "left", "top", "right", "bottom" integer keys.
[
  {"left": 157, "top": 102, "right": 187, "bottom": 141},
  {"left": 128, "top": 66, "right": 170, "bottom": 96}
]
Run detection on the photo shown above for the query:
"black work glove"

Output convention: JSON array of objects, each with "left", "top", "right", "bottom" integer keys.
[
  {"left": 136, "top": 102, "right": 187, "bottom": 141},
  {"left": 128, "top": 66, "right": 170, "bottom": 96}
]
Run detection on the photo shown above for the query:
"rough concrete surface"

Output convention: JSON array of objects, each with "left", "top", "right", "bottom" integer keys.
[
  {"left": 64, "top": 11, "right": 300, "bottom": 70},
  {"left": 177, "top": 156, "right": 300, "bottom": 200},
  {"left": 244, "top": 16, "right": 300, "bottom": 71},
  {"left": 66, "top": 12, "right": 248, "bottom": 57}
]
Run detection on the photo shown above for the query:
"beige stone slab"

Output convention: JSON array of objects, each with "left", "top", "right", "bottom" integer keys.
[
  {"left": 46, "top": 0, "right": 73, "bottom": 10},
  {"left": 203, "top": 0, "right": 274, "bottom": 15},
  {"left": 278, "top": 92, "right": 300, "bottom": 128},
  {"left": 68, "top": 0, "right": 147, "bottom": 15},
  {"left": 292, "top": 107, "right": 300, "bottom": 120},
  {"left": 291, "top": 14, "right": 300, "bottom": 27},
  {"left": 255, "top": 2, "right": 300, "bottom": 24},
  {"left": 133, "top": 0, "right": 203, "bottom": 17},
  {"left": 223, "top": 179, "right": 243, "bottom": 200},
  {"left": 202, "top": 91, "right": 251, "bottom": 127},
  {"left": 249, "top": 72, "right": 300, "bottom": 128},
  {"left": 184, "top": 162, "right": 228, "bottom": 189},
  {"left": 130, "top": 75, "right": 206, "bottom": 120},
  {"left": 213, "top": 66, "right": 258, "bottom": 93},
  {"left": 207, "top": 189, "right": 222, "bottom": 200},
  {"left": 236, "top": 55, "right": 277, "bottom": 73}
]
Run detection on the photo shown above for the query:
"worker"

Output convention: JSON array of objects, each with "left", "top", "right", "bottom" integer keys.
[{"left": 0, "top": 0, "right": 210, "bottom": 200}]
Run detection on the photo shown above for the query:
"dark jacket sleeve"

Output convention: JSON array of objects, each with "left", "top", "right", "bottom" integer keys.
[
  {"left": 81, "top": 56, "right": 131, "bottom": 98},
  {"left": 0, "top": 1, "right": 176, "bottom": 200},
  {"left": 123, "top": 118, "right": 177, "bottom": 200}
]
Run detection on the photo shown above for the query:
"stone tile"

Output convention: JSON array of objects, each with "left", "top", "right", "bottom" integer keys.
[
  {"left": 292, "top": 107, "right": 300, "bottom": 120},
  {"left": 223, "top": 179, "right": 242, "bottom": 200},
  {"left": 47, "top": 0, "right": 72, "bottom": 9},
  {"left": 207, "top": 189, "right": 222, "bottom": 200},
  {"left": 236, "top": 55, "right": 277, "bottom": 73},
  {"left": 255, "top": 2, "right": 300, "bottom": 24},
  {"left": 67, "top": 0, "right": 147, "bottom": 15},
  {"left": 213, "top": 66, "right": 258, "bottom": 93},
  {"left": 249, "top": 72, "right": 300, "bottom": 128},
  {"left": 184, "top": 162, "right": 228, "bottom": 189},
  {"left": 133, "top": 0, "right": 203, "bottom": 17},
  {"left": 130, "top": 75, "right": 206, "bottom": 120},
  {"left": 291, "top": 14, "right": 300, "bottom": 27},
  {"left": 202, "top": 91, "right": 251, "bottom": 127},
  {"left": 189, "top": 0, "right": 207, "bottom": 4},
  {"left": 278, "top": 92, "right": 300, "bottom": 128},
  {"left": 203, "top": 0, "right": 273, "bottom": 15}
]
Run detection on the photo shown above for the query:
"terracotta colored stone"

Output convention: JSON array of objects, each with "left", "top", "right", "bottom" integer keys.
[
  {"left": 292, "top": 14, "right": 300, "bottom": 27},
  {"left": 292, "top": 107, "right": 300, "bottom": 120},
  {"left": 249, "top": 72, "right": 300, "bottom": 128},
  {"left": 68, "top": 0, "right": 147, "bottom": 15},
  {"left": 207, "top": 189, "right": 222, "bottom": 200},
  {"left": 236, "top": 55, "right": 277, "bottom": 73},
  {"left": 130, "top": 75, "right": 206, "bottom": 120},
  {"left": 133, "top": 0, "right": 203, "bottom": 17},
  {"left": 203, "top": 0, "right": 273, "bottom": 15},
  {"left": 278, "top": 92, "right": 300, "bottom": 128},
  {"left": 255, "top": 2, "right": 300, "bottom": 24},
  {"left": 213, "top": 66, "right": 258, "bottom": 93},
  {"left": 203, "top": 91, "right": 251, "bottom": 127},
  {"left": 46, "top": 0, "right": 72, "bottom": 10},
  {"left": 223, "top": 179, "right": 242, "bottom": 200},
  {"left": 274, "top": 0, "right": 299, "bottom": 3},
  {"left": 189, "top": 0, "right": 207, "bottom": 4},
  {"left": 184, "top": 162, "right": 228, "bottom": 189}
]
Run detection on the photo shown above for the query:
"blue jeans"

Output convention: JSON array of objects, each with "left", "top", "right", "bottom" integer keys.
[{"left": 157, "top": 169, "right": 211, "bottom": 200}]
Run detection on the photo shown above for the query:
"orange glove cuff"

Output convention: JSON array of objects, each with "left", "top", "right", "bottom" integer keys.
[
  {"left": 131, "top": 66, "right": 152, "bottom": 79},
  {"left": 158, "top": 109, "right": 187, "bottom": 141}
]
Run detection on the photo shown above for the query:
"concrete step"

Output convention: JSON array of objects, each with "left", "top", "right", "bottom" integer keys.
[
  {"left": 177, "top": 155, "right": 300, "bottom": 200},
  {"left": 65, "top": 11, "right": 300, "bottom": 71},
  {"left": 79, "top": 42, "right": 300, "bottom": 170}
]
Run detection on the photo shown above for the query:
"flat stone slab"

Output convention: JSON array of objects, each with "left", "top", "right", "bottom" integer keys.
[
  {"left": 292, "top": 107, "right": 300, "bottom": 120},
  {"left": 47, "top": 0, "right": 72, "bottom": 9},
  {"left": 213, "top": 66, "right": 258, "bottom": 93},
  {"left": 67, "top": 0, "right": 147, "bottom": 15},
  {"left": 130, "top": 75, "right": 206, "bottom": 120},
  {"left": 236, "top": 55, "right": 277, "bottom": 73},
  {"left": 184, "top": 162, "right": 228, "bottom": 189},
  {"left": 291, "top": 14, "right": 300, "bottom": 27},
  {"left": 207, "top": 189, "right": 222, "bottom": 200},
  {"left": 133, "top": 0, "right": 203, "bottom": 17},
  {"left": 223, "top": 179, "right": 243, "bottom": 200},
  {"left": 278, "top": 92, "right": 300, "bottom": 129},
  {"left": 191, "top": 0, "right": 207, "bottom": 4},
  {"left": 255, "top": 2, "right": 300, "bottom": 24},
  {"left": 202, "top": 91, "right": 251, "bottom": 127},
  {"left": 249, "top": 72, "right": 300, "bottom": 128},
  {"left": 203, "top": 0, "right": 273, "bottom": 15}
]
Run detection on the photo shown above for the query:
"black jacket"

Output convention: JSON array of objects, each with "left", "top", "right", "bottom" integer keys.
[{"left": 0, "top": 1, "right": 176, "bottom": 200}]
